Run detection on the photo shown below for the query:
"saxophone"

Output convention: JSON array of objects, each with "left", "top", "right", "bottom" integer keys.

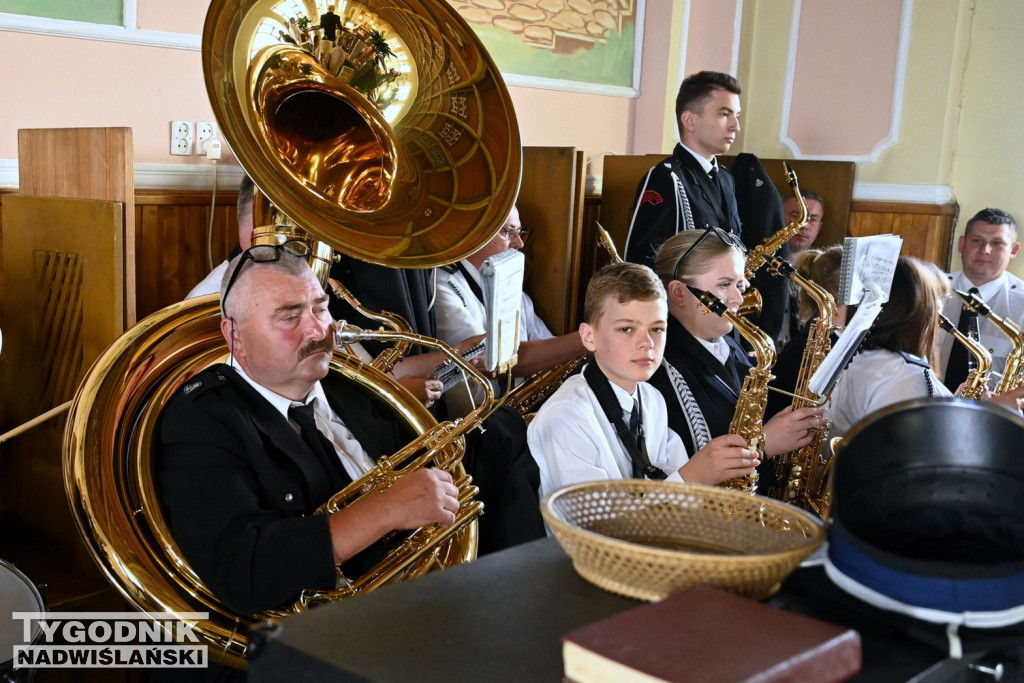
[
  {"left": 938, "top": 312, "right": 992, "bottom": 399},
  {"left": 764, "top": 256, "right": 837, "bottom": 516},
  {"left": 743, "top": 161, "right": 808, "bottom": 281},
  {"left": 687, "top": 285, "right": 776, "bottom": 494},
  {"left": 954, "top": 288, "right": 1024, "bottom": 394}
]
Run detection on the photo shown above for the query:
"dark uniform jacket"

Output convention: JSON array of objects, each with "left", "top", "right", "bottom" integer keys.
[
  {"left": 157, "top": 364, "right": 405, "bottom": 615},
  {"left": 624, "top": 144, "right": 742, "bottom": 268}
]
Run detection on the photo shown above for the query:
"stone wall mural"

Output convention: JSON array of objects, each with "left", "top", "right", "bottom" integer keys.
[{"left": 445, "top": 0, "right": 643, "bottom": 96}]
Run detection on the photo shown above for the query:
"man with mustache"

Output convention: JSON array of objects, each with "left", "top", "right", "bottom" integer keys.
[
  {"left": 940, "top": 207, "right": 1024, "bottom": 391},
  {"left": 157, "top": 246, "right": 461, "bottom": 617}
]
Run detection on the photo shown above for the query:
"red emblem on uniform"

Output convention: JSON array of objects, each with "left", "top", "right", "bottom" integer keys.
[{"left": 640, "top": 190, "right": 663, "bottom": 207}]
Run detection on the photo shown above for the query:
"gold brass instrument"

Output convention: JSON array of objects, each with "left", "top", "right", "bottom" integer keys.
[
  {"left": 742, "top": 161, "right": 807, "bottom": 281},
  {"left": 765, "top": 256, "right": 837, "bottom": 516},
  {"left": 687, "top": 285, "right": 776, "bottom": 494},
  {"left": 938, "top": 312, "right": 992, "bottom": 399},
  {"left": 64, "top": 0, "right": 521, "bottom": 669},
  {"left": 955, "top": 289, "right": 1024, "bottom": 394}
]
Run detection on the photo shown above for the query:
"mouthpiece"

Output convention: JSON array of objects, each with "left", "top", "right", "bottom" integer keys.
[{"left": 686, "top": 285, "right": 728, "bottom": 316}]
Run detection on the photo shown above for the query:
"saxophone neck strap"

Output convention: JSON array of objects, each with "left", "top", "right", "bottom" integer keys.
[
  {"left": 582, "top": 362, "right": 667, "bottom": 481},
  {"left": 453, "top": 261, "right": 485, "bottom": 305}
]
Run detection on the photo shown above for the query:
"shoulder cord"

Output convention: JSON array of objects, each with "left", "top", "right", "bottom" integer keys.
[
  {"left": 582, "top": 363, "right": 667, "bottom": 480},
  {"left": 663, "top": 361, "right": 712, "bottom": 451}
]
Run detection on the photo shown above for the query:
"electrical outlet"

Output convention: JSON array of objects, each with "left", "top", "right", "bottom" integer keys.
[
  {"left": 195, "top": 122, "right": 217, "bottom": 154},
  {"left": 170, "top": 120, "right": 194, "bottom": 156}
]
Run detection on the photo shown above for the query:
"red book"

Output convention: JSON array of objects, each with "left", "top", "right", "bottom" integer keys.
[{"left": 562, "top": 584, "right": 861, "bottom": 683}]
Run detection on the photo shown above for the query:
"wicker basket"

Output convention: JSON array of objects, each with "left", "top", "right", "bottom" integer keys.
[{"left": 541, "top": 480, "right": 825, "bottom": 601}]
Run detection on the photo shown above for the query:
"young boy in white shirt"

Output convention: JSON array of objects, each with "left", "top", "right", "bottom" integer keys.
[{"left": 528, "top": 262, "right": 758, "bottom": 499}]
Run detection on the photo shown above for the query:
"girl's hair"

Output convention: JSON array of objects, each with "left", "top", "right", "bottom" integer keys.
[
  {"left": 652, "top": 229, "right": 745, "bottom": 285},
  {"left": 861, "top": 255, "right": 949, "bottom": 368},
  {"left": 794, "top": 245, "right": 844, "bottom": 323},
  {"left": 583, "top": 262, "right": 665, "bottom": 324}
]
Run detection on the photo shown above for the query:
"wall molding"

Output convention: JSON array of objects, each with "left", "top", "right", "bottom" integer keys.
[
  {"left": 852, "top": 182, "right": 954, "bottom": 204},
  {"left": 0, "top": 12, "right": 199, "bottom": 50},
  {"left": 0, "top": 160, "right": 245, "bottom": 192},
  {"left": 0, "top": 158, "right": 952, "bottom": 204},
  {"left": 779, "top": 0, "right": 914, "bottom": 163}
]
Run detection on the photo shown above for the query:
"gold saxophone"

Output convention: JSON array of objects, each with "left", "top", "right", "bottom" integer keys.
[
  {"left": 765, "top": 256, "right": 836, "bottom": 516},
  {"left": 938, "top": 312, "right": 992, "bottom": 399},
  {"left": 954, "top": 288, "right": 1024, "bottom": 394},
  {"left": 743, "top": 161, "right": 807, "bottom": 281},
  {"left": 687, "top": 285, "right": 776, "bottom": 494}
]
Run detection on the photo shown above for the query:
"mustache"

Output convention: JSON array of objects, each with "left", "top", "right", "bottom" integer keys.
[{"left": 298, "top": 336, "right": 332, "bottom": 360}]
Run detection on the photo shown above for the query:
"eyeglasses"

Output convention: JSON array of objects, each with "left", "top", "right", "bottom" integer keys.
[
  {"left": 221, "top": 239, "right": 313, "bottom": 317},
  {"left": 499, "top": 226, "right": 528, "bottom": 240},
  {"left": 671, "top": 226, "right": 746, "bottom": 282}
]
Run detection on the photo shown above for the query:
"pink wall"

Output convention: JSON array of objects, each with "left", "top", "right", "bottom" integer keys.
[
  {"left": 686, "top": 0, "right": 740, "bottom": 76},
  {"left": 0, "top": 1, "right": 675, "bottom": 177},
  {"left": 0, "top": 31, "right": 223, "bottom": 167},
  {"left": 786, "top": 0, "right": 903, "bottom": 156},
  {"left": 137, "top": 0, "right": 205, "bottom": 35}
]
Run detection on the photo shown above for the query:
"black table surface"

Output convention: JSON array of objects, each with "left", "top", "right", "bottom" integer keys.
[{"left": 247, "top": 538, "right": 1022, "bottom": 682}]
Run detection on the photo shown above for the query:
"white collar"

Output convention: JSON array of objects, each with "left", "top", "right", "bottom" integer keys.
[
  {"left": 230, "top": 360, "right": 325, "bottom": 421},
  {"left": 954, "top": 271, "right": 1007, "bottom": 302},
  {"left": 695, "top": 336, "right": 730, "bottom": 364},
  {"left": 680, "top": 142, "right": 716, "bottom": 175}
]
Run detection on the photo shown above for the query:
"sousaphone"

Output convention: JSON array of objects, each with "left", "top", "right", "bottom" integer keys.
[{"left": 64, "top": 0, "right": 520, "bottom": 669}]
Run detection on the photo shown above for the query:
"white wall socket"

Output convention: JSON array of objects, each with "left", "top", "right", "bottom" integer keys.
[
  {"left": 170, "top": 120, "right": 194, "bottom": 156},
  {"left": 195, "top": 122, "right": 217, "bottom": 154}
]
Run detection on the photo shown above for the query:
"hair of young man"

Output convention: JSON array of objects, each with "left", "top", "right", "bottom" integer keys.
[
  {"left": 795, "top": 244, "right": 843, "bottom": 322},
  {"left": 220, "top": 249, "right": 314, "bottom": 321},
  {"left": 583, "top": 262, "right": 666, "bottom": 325},
  {"left": 782, "top": 189, "right": 825, "bottom": 212},
  {"left": 861, "top": 256, "right": 949, "bottom": 367},
  {"left": 674, "top": 70, "right": 743, "bottom": 121},
  {"left": 964, "top": 207, "right": 1018, "bottom": 241},
  {"left": 652, "top": 229, "right": 745, "bottom": 286}
]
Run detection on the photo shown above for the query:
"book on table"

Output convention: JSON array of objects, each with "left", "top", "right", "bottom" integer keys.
[{"left": 562, "top": 584, "right": 861, "bottom": 683}]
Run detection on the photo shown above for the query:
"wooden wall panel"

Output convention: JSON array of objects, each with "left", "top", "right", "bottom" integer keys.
[
  {"left": 18, "top": 128, "right": 136, "bottom": 326},
  {"left": 134, "top": 191, "right": 238, "bottom": 320},
  {"left": 848, "top": 201, "right": 958, "bottom": 268},
  {"left": 518, "top": 147, "right": 585, "bottom": 334}
]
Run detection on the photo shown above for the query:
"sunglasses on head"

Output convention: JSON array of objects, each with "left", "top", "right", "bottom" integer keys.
[
  {"left": 221, "top": 239, "right": 314, "bottom": 317},
  {"left": 671, "top": 226, "right": 746, "bottom": 282}
]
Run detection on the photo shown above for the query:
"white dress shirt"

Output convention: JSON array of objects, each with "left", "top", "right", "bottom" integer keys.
[
  {"left": 829, "top": 349, "right": 951, "bottom": 439},
  {"left": 527, "top": 371, "right": 688, "bottom": 501},
  {"left": 186, "top": 260, "right": 229, "bottom": 299},
  {"left": 940, "top": 271, "right": 1024, "bottom": 388},
  {"left": 232, "top": 361, "right": 376, "bottom": 481},
  {"left": 435, "top": 259, "right": 554, "bottom": 415}
]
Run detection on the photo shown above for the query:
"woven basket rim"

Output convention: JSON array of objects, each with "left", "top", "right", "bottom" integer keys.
[{"left": 540, "top": 480, "right": 825, "bottom": 562}]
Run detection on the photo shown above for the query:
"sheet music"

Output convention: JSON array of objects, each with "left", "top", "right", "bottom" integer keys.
[
  {"left": 808, "top": 287, "right": 885, "bottom": 396},
  {"left": 479, "top": 249, "right": 524, "bottom": 373},
  {"left": 838, "top": 234, "right": 902, "bottom": 305}
]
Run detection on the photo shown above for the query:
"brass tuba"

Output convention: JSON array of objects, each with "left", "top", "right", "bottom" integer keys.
[{"left": 64, "top": 0, "right": 520, "bottom": 670}]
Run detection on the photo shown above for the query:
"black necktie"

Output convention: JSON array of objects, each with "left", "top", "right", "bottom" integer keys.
[
  {"left": 944, "top": 287, "right": 981, "bottom": 390},
  {"left": 288, "top": 402, "right": 350, "bottom": 489},
  {"left": 628, "top": 400, "right": 642, "bottom": 478}
]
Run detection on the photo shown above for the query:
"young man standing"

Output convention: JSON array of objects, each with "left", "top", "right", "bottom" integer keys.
[{"left": 625, "top": 71, "right": 743, "bottom": 267}]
